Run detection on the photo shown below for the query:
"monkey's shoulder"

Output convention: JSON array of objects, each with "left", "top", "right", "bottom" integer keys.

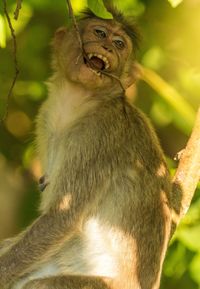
[
  {"left": 88, "top": 96, "right": 163, "bottom": 149},
  {"left": 97, "top": 97, "right": 169, "bottom": 171},
  {"left": 74, "top": 97, "right": 167, "bottom": 163}
]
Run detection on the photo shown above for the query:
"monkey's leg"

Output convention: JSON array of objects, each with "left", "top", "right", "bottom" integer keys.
[{"left": 22, "top": 275, "right": 113, "bottom": 289}]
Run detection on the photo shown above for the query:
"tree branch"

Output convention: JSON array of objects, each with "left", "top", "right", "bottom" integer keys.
[
  {"left": 171, "top": 107, "right": 200, "bottom": 227},
  {"left": 14, "top": 0, "right": 23, "bottom": 20},
  {"left": 65, "top": 0, "right": 83, "bottom": 51},
  {"left": 1, "top": 0, "right": 19, "bottom": 124}
]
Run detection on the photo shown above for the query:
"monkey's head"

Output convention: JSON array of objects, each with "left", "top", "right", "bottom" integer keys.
[{"left": 52, "top": 8, "right": 140, "bottom": 93}]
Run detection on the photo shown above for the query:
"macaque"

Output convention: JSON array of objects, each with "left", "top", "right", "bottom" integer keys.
[{"left": 0, "top": 7, "right": 172, "bottom": 289}]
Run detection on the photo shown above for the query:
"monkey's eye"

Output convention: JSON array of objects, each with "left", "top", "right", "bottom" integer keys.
[
  {"left": 94, "top": 27, "right": 107, "bottom": 39},
  {"left": 113, "top": 36, "right": 125, "bottom": 49}
]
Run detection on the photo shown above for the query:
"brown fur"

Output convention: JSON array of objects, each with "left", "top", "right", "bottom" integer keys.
[{"left": 0, "top": 10, "right": 172, "bottom": 289}]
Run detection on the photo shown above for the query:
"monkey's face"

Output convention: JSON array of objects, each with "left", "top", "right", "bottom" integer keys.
[{"left": 53, "top": 19, "right": 136, "bottom": 92}]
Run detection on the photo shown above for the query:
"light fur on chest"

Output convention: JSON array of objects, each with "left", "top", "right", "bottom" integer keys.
[{"left": 36, "top": 76, "right": 95, "bottom": 174}]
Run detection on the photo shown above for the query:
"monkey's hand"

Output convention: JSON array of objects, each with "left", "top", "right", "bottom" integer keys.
[{"left": 38, "top": 174, "right": 50, "bottom": 192}]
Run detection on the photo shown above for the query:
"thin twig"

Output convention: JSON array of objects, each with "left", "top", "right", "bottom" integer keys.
[
  {"left": 101, "top": 70, "right": 125, "bottom": 92},
  {"left": 66, "top": 0, "right": 83, "bottom": 51},
  {"left": 172, "top": 107, "right": 200, "bottom": 228},
  {"left": 1, "top": 0, "right": 19, "bottom": 124},
  {"left": 14, "top": 0, "right": 22, "bottom": 20}
]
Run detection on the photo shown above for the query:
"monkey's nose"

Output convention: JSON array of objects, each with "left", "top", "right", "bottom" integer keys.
[{"left": 102, "top": 45, "right": 113, "bottom": 53}]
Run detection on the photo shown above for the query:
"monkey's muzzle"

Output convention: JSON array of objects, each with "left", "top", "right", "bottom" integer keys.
[{"left": 84, "top": 53, "right": 110, "bottom": 71}]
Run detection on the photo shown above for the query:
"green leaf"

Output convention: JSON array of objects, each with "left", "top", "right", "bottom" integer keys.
[
  {"left": 87, "top": 0, "right": 113, "bottom": 19},
  {"left": 71, "top": 0, "right": 87, "bottom": 12},
  {"left": 168, "top": 0, "right": 183, "bottom": 8},
  {"left": 0, "top": 14, "right": 6, "bottom": 48},
  {"left": 110, "top": 0, "right": 145, "bottom": 17}
]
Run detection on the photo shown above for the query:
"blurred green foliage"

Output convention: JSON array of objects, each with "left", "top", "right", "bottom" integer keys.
[
  {"left": 0, "top": 0, "right": 199, "bottom": 288},
  {"left": 168, "top": 0, "right": 183, "bottom": 8}
]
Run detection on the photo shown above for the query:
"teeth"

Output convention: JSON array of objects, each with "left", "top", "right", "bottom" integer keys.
[
  {"left": 89, "top": 67, "right": 102, "bottom": 76},
  {"left": 87, "top": 53, "right": 110, "bottom": 69},
  {"left": 88, "top": 53, "right": 93, "bottom": 59}
]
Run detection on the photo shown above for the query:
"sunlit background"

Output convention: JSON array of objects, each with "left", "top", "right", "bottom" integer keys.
[{"left": 0, "top": 0, "right": 200, "bottom": 288}]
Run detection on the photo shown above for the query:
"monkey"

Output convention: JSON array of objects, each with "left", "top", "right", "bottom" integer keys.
[{"left": 0, "top": 7, "right": 172, "bottom": 289}]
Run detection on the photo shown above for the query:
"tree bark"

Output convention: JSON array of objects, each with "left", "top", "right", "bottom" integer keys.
[{"left": 171, "top": 108, "right": 200, "bottom": 228}]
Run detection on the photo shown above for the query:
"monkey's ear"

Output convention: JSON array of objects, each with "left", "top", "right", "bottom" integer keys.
[
  {"left": 52, "top": 27, "right": 67, "bottom": 50},
  {"left": 123, "top": 62, "right": 140, "bottom": 89}
]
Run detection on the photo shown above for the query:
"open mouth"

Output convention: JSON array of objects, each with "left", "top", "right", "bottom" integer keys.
[{"left": 84, "top": 53, "right": 110, "bottom": 76}]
